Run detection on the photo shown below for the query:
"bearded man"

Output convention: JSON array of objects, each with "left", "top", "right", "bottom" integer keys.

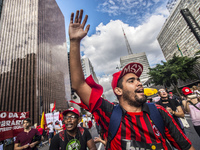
[{"left": 68, "top": 9, "right": 195, "bottom": 150}]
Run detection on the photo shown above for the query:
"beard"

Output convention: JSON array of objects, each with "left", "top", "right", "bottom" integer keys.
[{"left": 123, "top": 89, "right": 146, "bottom": 107}]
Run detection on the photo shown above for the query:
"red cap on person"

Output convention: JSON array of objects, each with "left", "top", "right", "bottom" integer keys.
[
  {"left": 169, "top": 92, "right": 173, "bottom": 94},
  {"left": 182, "top": 87, "right": 193, "bottom": 96},
  {"left": 62, "top": 107, "right": 80, "bottom": 117},
  {"left": 111, "top": 62, "right": 143, "bottom": 93}
]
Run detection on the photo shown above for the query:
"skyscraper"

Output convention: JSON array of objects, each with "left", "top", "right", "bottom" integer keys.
[
  {"left": 81, "top": 58, "right": 99, "bottom": 84},
  {"left": 157, "top": 0, "right": 200, "bottom": 61},
  {"left": 0, "top": 0, "right": 70, "bottom": 123},
  {"left": 157, "top": 0, "right": 200, "bottom": 87}
]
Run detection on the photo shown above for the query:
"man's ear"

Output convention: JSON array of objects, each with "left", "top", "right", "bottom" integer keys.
[
  {"left": 78, "top": 117, "right": 81, "bottom": 123},
  {"left": 114, "top": 87, "right": 122, "bottom": 96}
]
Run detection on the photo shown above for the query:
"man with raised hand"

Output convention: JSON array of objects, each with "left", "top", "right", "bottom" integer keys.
[{"left": 69, "top": 9, "right": 195, "bottom": 150}]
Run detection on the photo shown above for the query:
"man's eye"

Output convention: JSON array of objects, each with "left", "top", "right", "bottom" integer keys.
[{"left": 71, "top": 115, "right": 76, "bottom": 119}]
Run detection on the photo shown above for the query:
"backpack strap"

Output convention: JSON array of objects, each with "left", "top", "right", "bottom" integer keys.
[
  {"left": 107, "top": 103, "right": 165, "bottom": 149},
  {"left": 147, "top": 103, "right": 165, "bottom": 137},
  {"left": 107, "top": 104, "right": 122, "bottom": 149},
  {"left": 187, "top": 101, "right": 200, "bottom": 110}
]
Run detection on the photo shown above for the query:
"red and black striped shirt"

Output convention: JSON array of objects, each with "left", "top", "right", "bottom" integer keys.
[{"left": 71, "top": 75, "right": 192, "bottom": 150}]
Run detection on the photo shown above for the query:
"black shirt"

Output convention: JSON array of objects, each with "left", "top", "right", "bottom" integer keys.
[
  {"left": 49, "top": 127, "right": 92, "bottom": 150},
  {"left": 156, "top": 98, "right": 183, "bottom": 129}
]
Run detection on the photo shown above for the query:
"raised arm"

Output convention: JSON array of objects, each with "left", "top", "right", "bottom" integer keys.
[{"left": 69, "top": 9, "right": 91, "bottom": 106}]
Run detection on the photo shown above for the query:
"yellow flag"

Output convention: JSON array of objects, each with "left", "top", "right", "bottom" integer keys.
[{"left": 41, "top": 112, "right": 46, "bottom": 129}]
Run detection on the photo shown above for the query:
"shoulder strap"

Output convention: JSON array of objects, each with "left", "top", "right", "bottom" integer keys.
[
  {"left": 147, "top": 103, "right": 165, "bottom": 137},
  {"left": 187, "top": 101, "right": 200, "bottom": 110},
  {"left": 107, "top": 104, "right": 122, "bottom": 149},
  {"left": 107, "top": 103, "right": 165, "bottom": 149}
]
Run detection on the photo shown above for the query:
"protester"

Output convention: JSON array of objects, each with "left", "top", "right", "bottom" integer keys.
[
  {"left": 49, "top": 107, "right": 96, "bottom": 150},
  {"left": 169, "top": 92, "right": 181, "bottom": 102},
  {"left": 82, "top": 114, "right": 88, "bottom": 128},
  {"left": 157, "top": 89, "right": 185, "bottom": 133},
  {"left": 46, "top": 122, "right": 54, "bottom": 145},
  {"left": 68, "top": 9, "right": 195, "bottom": 150},
  {"left": 14, "top": 118, "right": 42, "bottom": 150},
  {"left": 192, "top": 86, "right": 200, "bottom": 98},
  {"left": 54, "top": 121, "right": 62, "bottom": 133},
  {"left": 182, "top": 87, "right": 200, "bottom": 137}
]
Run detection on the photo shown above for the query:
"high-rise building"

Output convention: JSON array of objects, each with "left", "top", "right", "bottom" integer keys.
[
  {"left": 69, "top": 57, "right": 99, "bottom": 112},
  {"left": 81, "top": 58, "right": 99, "bottom": 84},
  {"left": 157, "top": 0, "right": 200, "bottom": 61},
  {"left": 166, "top": 0, "right": 179, "bottom": 13},
  {"left": 120, "top": 52, "right": 150, "bottom": 83},
  {"left": 157, "top": 0, "right": 200, "bottom": 87},
  {"left": 0, "top": 0, "right": 70, "bottom": 123}
]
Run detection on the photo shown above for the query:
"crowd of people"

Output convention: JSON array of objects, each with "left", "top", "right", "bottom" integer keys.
[{"left": 12, "top": 9, "right": 200, "bottom": 150}]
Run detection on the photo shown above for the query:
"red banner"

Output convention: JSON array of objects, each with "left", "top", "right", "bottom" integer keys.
[{"left": 0, "top": 111, "right": 29, "bottom": 141}]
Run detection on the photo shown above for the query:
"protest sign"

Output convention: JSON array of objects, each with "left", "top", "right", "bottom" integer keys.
[
  {"left": 45, "top": 112, "right": 62, "bottom": 126},
  {"left": 0, "top": 111, "right": 29, "bottom": 141}
]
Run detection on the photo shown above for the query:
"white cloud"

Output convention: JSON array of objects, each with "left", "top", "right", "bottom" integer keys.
[
  {"left": 80, "top": 11, "right": 168, "bottom": 101},
  {"left": 97, "top": 0, "right": 166, "bottom": 17}
]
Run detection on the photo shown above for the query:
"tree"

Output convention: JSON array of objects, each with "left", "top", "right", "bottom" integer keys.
[
  {"left": 195, "top": 50, "right": 200, "bottom": 56},
  {"left": 148, "top": 54, "right": 200, "bottom": 97}
]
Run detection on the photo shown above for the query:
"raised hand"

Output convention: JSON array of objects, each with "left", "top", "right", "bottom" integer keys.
[{"left": 69, "top": 9, "right": 90, "bottom": 42}]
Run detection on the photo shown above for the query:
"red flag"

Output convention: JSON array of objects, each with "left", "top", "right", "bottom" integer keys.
[
  {"left": 51, "top": 101, "right": 56, "bottom": 112},
  {"left": 59, "top": 112, "right": 63, "bottom": 121}
]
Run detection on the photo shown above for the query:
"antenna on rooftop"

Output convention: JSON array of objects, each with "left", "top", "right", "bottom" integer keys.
[{"left": 122, "top": 27, "right": 133, "bottom": 55}]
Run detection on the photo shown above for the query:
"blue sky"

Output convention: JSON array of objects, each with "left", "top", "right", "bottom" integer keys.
[{"left": 56, "top": 0, "right": 170, "bottom": 101}]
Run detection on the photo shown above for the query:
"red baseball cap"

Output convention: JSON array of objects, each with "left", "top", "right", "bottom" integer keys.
[
  {"left": 111, "top": 62, "right": 143, "bottom": 92},
  {"left": 62, "top": 107, "right": 80, "bottom": 116},
  {"left": 182, "top": 87, "right": 193, "bottom": 96},
  {"left": 169, "top": 92, "right": 173, "bottom": 94}
]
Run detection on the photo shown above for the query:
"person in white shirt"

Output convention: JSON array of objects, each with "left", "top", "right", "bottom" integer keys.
[
  {"left": 47, "top": 122, "right": 54, "bottom": 145},
  {"left": 55, "top": 121, "right": 62, "bottom": 133}
]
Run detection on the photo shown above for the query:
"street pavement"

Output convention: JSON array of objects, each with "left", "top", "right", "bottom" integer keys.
[
  {"left": 39, "top": 115, "right": 200, "bottom": 150},
  {"left": 184, "top": 114, "right": 200, "bottom": 149}
]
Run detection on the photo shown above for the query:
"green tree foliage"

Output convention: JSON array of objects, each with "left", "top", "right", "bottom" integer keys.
[
  {"left": 195, "top": 50, "right": 200, "bottom": 56},
  {"left": 148, "top": 54, "right": 199, "bottom": 97}
]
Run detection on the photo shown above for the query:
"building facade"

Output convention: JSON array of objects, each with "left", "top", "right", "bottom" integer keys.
[
  {"left": 81, "top": 58, "right": 99, "bottom": 84},
  {"left": 157, "top": 0, "right": 200, "bottom": 87},
  {"left": 157, "top": 0, "right": 200, "bottom": 61},
  {"left": 120, "top": 52, "right": 150, "bottom": 83},
  {"left": 0, "top": 0, "right": 70, "bottom": 123}
]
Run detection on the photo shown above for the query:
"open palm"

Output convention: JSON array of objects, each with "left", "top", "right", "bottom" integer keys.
[{"left": 69, "top": 10, "right": 90, "bottom": 41}]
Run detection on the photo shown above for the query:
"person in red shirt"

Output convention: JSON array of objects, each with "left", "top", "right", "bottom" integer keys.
[
  {"left": 68, "top": 9, "right": 195, "bottom": 150},
  {"left": 36, "top": 125, "right": 44, "bottom": 135}
]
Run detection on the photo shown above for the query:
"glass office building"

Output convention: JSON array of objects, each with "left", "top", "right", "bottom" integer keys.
[{"left": 0, "top": 0, "right": 71, "bottom": 123}]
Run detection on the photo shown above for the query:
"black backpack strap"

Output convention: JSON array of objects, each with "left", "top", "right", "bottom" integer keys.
[
  {"left": 147, "top": 103, "right": 165, "bottom": 137},
  {"left": 187, "top": 101, "right": 200, "bottom": 110},
  {"left": 106, "top": 103, "right": 165, "bottom": 149},
  {"left": 107, "top": 104, "right": 122, "bottom": 149}
]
